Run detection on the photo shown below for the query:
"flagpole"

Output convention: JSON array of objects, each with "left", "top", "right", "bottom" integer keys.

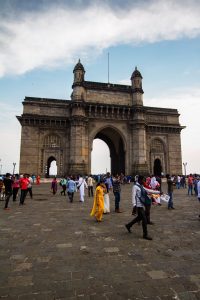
[{"left": 108, "top": 52, "right": 110, "bottom": 84}]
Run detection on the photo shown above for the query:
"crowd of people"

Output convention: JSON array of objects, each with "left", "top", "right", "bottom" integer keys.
[
  {"left": 0, "top": 172, "right": 199, "bottom": 240},
  {"left": 0, "top": 173, "right": 35, "bottom": 209}
]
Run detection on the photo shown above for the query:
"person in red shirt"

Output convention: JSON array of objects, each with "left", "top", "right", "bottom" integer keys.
[
  {"left": 188, "top": 174, "right": 194, "bottom": 196},
  {"left": 36, "top": 175, "right": 40, "bottom": 185},
  {"left": 12, "top": 175, "right": 20, "bottom": 201},
  {"left": 19, "top": 174, "right": 30, "bottom": 205}
]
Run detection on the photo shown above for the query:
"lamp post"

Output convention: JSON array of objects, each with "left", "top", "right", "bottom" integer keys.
[
  {"left": 183, "top": 162, "right": 187, "bottom": 177},
  {"left": 0, "top": 158, "right": 2, "bottom": 175},
  {"left": 13, "top": 162, "right": 16, "bottom": 175}
]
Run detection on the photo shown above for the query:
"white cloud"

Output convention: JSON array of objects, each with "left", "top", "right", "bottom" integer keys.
[
  {"left": 0, "top": 0, "right": 200, "bottom": 77},
  {"left": 0, "top": 103, "right": 21, "bottom": 174}
]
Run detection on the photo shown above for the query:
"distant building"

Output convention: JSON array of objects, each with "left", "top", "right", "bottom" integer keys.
[{"left": 17, "top": 60, "right": 184, "bottom": 176}]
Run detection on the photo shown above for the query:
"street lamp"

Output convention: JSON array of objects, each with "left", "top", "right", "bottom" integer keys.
[
  {"left": 183, "top": 162, "right": 187, "bottom": 176},
  {"left": 13, "top": 162, "right": 16, "bottom": 175},
  {"left": 0, "top": 159, "right": 2, "bottom": 175}
]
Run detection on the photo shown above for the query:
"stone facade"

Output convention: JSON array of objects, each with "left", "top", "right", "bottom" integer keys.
[{"left": 17, "top": 60, "right": 185, "bottom": 176}]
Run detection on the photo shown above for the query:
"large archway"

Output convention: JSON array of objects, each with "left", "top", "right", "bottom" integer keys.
[
  {"left": 91, "top": 139, "right": 111, "bottom": 174},
  {"left": 91, "top": 127, "right": 125, "bottom": 175},
  {"left": 46, "top": 156, "right": 57, "bottom": 177},
  {"left": 153, "top": 158, "right": 162, "bottom": 176}
]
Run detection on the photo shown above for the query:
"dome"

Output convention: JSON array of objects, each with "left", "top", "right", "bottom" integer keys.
[
  {"left": 131, "top": 67, "right": 143, "bottom": 79},
  {"left": 73, "top": 59, "right": 85, "bottom": 73}
]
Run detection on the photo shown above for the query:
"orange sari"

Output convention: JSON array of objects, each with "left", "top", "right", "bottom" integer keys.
[{"left": 90, "top": 185, "right": 104, "bottom": 222}]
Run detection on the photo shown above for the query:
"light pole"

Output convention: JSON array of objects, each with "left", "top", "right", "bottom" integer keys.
[
  {"left": 0, "top": 159, "right": 2, "bottom": 174},
  {"left": 13, "top": 162, "right": 16, "bottom": 175},
  {"left": 183, "top": 162, "right": 187, "bottom": 176}
]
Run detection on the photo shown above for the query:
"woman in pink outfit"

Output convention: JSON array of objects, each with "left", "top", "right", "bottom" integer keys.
[
  {"left": 12, "top": 175, "right": 20, "bottom": 201},
  {"left": 51, "top": 177, "right": 58, "bottom": 195}
]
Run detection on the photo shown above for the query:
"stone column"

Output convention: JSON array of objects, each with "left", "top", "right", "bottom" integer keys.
[
  {"left": 69, "top": 115, "right": 89, "bottom": 175},
  {"left": 130, "top": 107, "right": 149, "bottom": 175},
  {"left": 168, "top": 131, "right": 183, "bottom": 175}
]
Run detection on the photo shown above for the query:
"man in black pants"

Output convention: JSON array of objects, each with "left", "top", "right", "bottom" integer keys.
[
  {"left": 3, "top": 173, "right": 13, "bottom": 210},
  {"left": 125, "top": 175, "right": 152, "bottom": 240}
]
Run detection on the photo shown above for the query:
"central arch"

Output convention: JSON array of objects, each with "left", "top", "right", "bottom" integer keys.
[
  {"left": 46, "top": 156, "right": 57, "bottom": 177},
  {"left": 153, "top": 158, "right": 162, "bottom": 176},
  {"left": 91, "top": 126, "right": 126, "bottom": 175}
]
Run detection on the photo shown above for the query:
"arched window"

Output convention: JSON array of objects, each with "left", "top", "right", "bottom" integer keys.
[
  {"left": 44, "top": 135, "right": 61, "bottom": 148},
  {"left": 151, "top": 139, "right": 164, "bottom": 153}
]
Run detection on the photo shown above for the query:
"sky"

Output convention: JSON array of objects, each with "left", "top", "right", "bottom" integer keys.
[{"left": 0, "top": 0, "right": 200, "bottom": 175}]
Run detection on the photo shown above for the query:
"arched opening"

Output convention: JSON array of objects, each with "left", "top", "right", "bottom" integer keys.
[
  {"left": 46, "top": 156, "right": 57, "bottom": 177},
  {"left": 153, "top": 158, "right": 162, "bottom": 176},
  {"left": 91, "top": 139, "right": 111, "bottom": 174},
  {"left": 91, "top": 127, "right": 125, "bottom": 175},
  {"left": 150, "top": 139, "right": 165, "bottom": 175}
]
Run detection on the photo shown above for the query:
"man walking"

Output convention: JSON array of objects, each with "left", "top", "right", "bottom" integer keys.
[
  {"left": 67, "top": 176, "right": 77, "bottom": 202},
  {"left": 87, "top": 175, "right": 94, "bottom": 197},
  {"left": 112, "top": 174, "right": 122, "bottom": 213},
  {"left": 27, "top": 175, "right": 33, "bottom": 199},
  {"left": 19, "top": 174, "right": 30, "bottom": 205},
  {"left": 166, "top": 174, "right": 175, "bottom": 209},
  {"left": 125, "top": 175, "right": 152, "bottom": 240},
  {"left": 3, "top": 173, "right": 13, "bottom": 210},
  {"left": 77, "top": 175, "right": 88, "bottom": 202}
]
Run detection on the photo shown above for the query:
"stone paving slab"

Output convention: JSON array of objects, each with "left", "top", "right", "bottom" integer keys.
[{"left": 0, "top": 183, "right": 200, "bottom": 299}]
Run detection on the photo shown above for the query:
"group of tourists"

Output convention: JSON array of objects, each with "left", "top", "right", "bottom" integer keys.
[
  {"left": 50, "top": 173, "right": 119, "bottom": 212},
  {"left": 169, "top": 174, "right": 200, "bottom": 196},
  {"left": 1, "top": 171, "right": 200, "bottom": 239},
  {"left": 0, "top": 173, "right": 34, "bottom": 210}
]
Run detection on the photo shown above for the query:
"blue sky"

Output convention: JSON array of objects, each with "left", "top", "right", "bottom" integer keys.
[{"left": 0, "top": 0, "right": 200, "bottom": 174}]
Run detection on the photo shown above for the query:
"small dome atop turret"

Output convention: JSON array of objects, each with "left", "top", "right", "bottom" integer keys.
[
  {"left": 73, "top": 59, "right": 85, "bottom": 73},
  {"left": 131, "top": 67, "right": 143, "bottom": 79}
]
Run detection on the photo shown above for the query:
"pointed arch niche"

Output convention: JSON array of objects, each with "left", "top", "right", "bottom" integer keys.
[
  {"left": 150, "top": 138, "right": 166, "bottom": 176},
  {"left": 42, "top": 134, "right": 63, "bottom": 177}
]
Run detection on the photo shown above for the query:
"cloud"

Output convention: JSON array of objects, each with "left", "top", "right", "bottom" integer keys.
[
  {"left": 0, "top": 0, "right": 200, "bottom": 77},
  {"left": 0, "top": 103, "right": 21, "bottom": 174}
]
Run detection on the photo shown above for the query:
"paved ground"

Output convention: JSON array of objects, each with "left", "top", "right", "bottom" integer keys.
[{"left": 0, "top": 183, "right": 200, "bottom": 300}]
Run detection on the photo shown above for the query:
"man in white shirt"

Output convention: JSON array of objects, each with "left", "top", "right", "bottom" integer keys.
[
  {"left": 27, "top": 175, "right": 33, "bottom": 199},
  {"left": 87, "top": 175, "right": 94, "bottom": 197},
  {"left": 125, "top": 175, "right": 153, "bottom": 240}
]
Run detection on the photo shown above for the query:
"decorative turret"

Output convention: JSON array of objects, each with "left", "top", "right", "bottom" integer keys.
[
  {"left": 131, "top": 67, "right": 144, "bottom": 106},
  {"left": 73, "top": 59, "right": 85, "bottom": 85},
  {"left": 72, "top": 59, "right": 86, "bottom": 101}
]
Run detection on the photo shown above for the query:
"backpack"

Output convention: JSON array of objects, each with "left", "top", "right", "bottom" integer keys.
[{"left": 136, "top": 184, "right": 151, "bottom": 206}]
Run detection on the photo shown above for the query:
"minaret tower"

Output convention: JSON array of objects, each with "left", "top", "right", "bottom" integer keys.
[
  {"left": 69, "top": 60, "right": 88, "bottom": 174},
  {"left": 131, "top": 67, "right": 144, "bottom": 106},
  {"left": 73, "top": 59, "right": 85, "bottom": 85},
  {"left": 130, "top": 66, "right": 148, "bottom": 175},
  {"left": 72, "top": 59, "right": 85, "bottom": 101}
]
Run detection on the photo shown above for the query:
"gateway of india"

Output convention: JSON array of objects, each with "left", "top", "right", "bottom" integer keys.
[{"left": 17, "top": 60, "right": 184, "bottom": 177}]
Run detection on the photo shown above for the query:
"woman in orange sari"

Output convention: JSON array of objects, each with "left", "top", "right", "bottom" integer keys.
[
  {"left": 90, "top": 181, "right": 106, "bottom": 222},
  {"left": 36, "top": 175, "right": 41, "bottom": 185}
]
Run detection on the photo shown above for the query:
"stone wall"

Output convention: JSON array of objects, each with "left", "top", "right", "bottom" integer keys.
[{"left": 85, "top": 89, "right": 132, "bottom": 106}]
